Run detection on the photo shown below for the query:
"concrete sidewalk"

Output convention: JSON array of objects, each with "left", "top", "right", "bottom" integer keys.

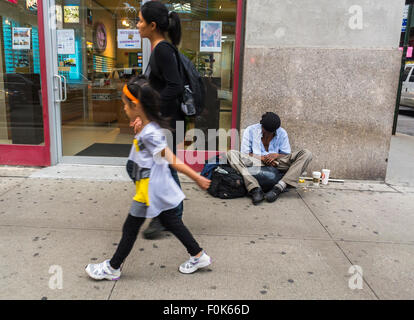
[{"left": 1, "top": 165, "right": 414, "bottom": 300}]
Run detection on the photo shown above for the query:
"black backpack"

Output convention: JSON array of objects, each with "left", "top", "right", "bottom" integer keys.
[
  {"left": 164, "top": 42, "right": 206, "bottom": 117},
  {"left": 207, "top": 165, "right": 247, "bottom": 199}
]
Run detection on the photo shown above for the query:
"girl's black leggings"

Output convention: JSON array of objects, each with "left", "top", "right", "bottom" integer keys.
[{"left": 109, "top": 207, "right": 202, "bottom": 270}]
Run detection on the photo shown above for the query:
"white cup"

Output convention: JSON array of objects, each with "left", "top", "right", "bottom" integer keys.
[
  {"left": 312, "top": 171, "right": 321, "bottom": 186},
  {"left": 321, "top": 169, "right": 331, "bottom": 185}
]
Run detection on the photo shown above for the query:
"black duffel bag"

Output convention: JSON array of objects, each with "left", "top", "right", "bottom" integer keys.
[{"left": 207, "top": 165, "right": 247, "bottom": 199}]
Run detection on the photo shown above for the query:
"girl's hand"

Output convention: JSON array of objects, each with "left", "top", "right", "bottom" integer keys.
[
  {"left": 196, "top": 175, "right": 211, "bottom": 191},
  {"left": 130, "top": 117, "right": 143, "bottom": 134}
]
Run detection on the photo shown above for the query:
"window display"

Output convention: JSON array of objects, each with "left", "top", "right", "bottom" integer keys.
[
  {"left": 200, "top": 21, "right": 222, "bottom": 52},
  {"left": 117, "top": 29, "right": 141, "bottom": 49},
  {"left": 64, "top": 5, "right": 80, "bottom": 23},
  {"left": 0, "top": 0, "right": 44, "bottom": 145}
]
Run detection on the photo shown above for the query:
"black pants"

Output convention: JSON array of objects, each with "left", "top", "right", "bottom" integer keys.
[{"left": 110, "top": 207, "right": 202, "bottom": 270}]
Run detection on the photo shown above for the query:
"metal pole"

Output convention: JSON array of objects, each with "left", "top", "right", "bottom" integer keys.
[{"left": 393, "top": 4, "right": 413, "bottom": 135}]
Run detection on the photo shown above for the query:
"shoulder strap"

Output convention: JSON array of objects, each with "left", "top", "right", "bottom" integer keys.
[
  {"left": 145, "top": 41, "right": 182, "bottom": 80},
  {"left": 159, "top": 41, "right": 184, "bottom": 78}
]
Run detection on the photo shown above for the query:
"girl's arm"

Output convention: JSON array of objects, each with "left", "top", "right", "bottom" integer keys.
[{"left": 161, "top": 147, "right": 211, "bottom": 190}]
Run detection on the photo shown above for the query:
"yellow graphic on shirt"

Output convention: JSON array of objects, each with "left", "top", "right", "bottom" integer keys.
[
  {"left": 133, "top": 139, "right": 140, "bottom": 152},
  {"left": 134, "top": 178, "right": 150, "bottom": 206}
]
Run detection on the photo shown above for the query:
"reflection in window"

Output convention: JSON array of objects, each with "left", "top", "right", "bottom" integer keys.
[
  {"left": 0, "top": 0, "right": 44, "bottom": 145},
  {"left": 403, "top": 67, "right": 412, "bottom": 82}
]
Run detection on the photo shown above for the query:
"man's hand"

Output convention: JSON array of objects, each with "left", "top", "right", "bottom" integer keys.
[{"left": 263, "top": 153, "right": 280, "bottom": 166}]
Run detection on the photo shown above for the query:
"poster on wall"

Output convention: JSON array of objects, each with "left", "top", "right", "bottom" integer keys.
[
  {"left": 94, "top": 23, "right": 107, "bottom": 52},
  {"left": 200, "top": 21, "right": 222, "bottom": 52},
  {"left": 26, "top": 0, "right": 37, "bottom": 11},
  {"left": 12, "top": 27, "right": 31, "bottom": 50},
  {"left": 57, "top": 29, "right": 75, "bottom": 55},
  {"left": 117, "top": 29, "right": 141, "bottom": 49},
  {"left": 64, "top": 5, "right": 80, "bottom": 23}
]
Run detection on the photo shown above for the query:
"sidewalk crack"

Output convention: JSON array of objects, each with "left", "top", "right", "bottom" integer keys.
[{"left": 297, "top": 189, "right": 381, "bottom": 300}]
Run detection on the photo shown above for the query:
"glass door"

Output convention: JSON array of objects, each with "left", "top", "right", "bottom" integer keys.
[
  {"left": 0, "top": 0, "right": 50, "bottom": 166},
  {"left": 49, "top": 0, "right": 144, "bottom": 164}
]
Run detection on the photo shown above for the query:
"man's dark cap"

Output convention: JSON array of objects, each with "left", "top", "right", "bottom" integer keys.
[{"left": 260, "top": 112, "right": 281, "bottom": 133}]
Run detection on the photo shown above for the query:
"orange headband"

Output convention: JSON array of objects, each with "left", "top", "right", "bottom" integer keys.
[{"left": 123, "top": 84, "right": 139, "bottom": 104}]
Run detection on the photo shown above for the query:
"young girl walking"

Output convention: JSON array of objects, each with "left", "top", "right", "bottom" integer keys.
[
  {"left": 137, "top": 1, "right": 186, "bottom": 238},
  {"left": 85, "top": 77, "right": 212, "bottom": 280}
]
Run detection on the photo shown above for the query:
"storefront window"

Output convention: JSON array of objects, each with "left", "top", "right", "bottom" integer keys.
[
  {"left": 0, "top": 0, "right": 45, "bottom": 145},
  {"left": 57, "top": 0, "right": 141, "bottom": 157},
  {"left": 166, "top": 0, "right": 237, "bottom": 150},
  {"left": 55, "top": 0, "right": 237, "bottom": 157}
]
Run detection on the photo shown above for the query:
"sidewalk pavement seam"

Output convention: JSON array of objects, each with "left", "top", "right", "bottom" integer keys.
[
  {"left": 108, "top": 279, "right": 118, "bottom": 300},
  {"left": 0, "top": 224, "right": 122, "bottom": 233},
  {"left": 0, "top": 175, "right": 31, "bottom": 179},
  {"left": 301, "top": 186, "right": 398, "bottom": 193},
  {"left": 296, "top": 189, "right": 381, "bottom": 300},
  {"left": 0, "top": 178, "right": 28, "bottom": 198},
  {"left": 3, "top": 224, "right": 414, "bottom": 247},
  {"left": 385, "top": 184, "right": 404, "bottom": 193}
]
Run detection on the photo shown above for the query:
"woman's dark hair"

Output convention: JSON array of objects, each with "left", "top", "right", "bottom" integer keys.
[
  {"left": 141, "top": 1, "right": 181, "bottom": 46},
  {"left": 124, "top": 75, "right": 171, "bottom": 130}
]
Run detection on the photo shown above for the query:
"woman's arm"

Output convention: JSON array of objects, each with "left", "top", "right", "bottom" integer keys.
[{"left": 161, "top": 147, "right": 211, "bottom": 190}]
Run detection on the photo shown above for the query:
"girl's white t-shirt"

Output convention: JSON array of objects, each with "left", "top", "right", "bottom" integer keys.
[{"left": 128, "top": 121, "right": 185, "bottom": 218}]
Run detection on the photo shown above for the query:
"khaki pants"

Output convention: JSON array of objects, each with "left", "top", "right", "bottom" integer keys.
[{"left": 226, "top": 149, "right": 313, "bottom": 192}]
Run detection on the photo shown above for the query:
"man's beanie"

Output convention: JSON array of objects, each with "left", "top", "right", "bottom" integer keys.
[{"left": 260, "top": 112, "right": 281, "bottom": 132}]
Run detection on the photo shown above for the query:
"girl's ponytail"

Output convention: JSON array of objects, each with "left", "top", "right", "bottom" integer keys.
[{"left": 167, "top": 11, "right": 181, "bottom": 46}]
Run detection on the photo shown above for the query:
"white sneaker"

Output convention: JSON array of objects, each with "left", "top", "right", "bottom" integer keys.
[
  {"left": 179, "top": 252, "right": 211, "bottom": 274},
  {"left": 85, "top": 260, "right": 121, "bottom": 281}
]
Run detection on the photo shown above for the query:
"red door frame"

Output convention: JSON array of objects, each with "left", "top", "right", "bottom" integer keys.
[
  {"left": 179, "top": 0, "right": 245, "bottom": 171},
  {"left": 0, "top": 0, "right": 51, "bottom": 166}
]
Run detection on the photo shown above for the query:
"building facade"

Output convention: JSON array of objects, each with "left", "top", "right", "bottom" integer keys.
[{"left": 0, "top": 0, "right": 406, "bottom": 180}]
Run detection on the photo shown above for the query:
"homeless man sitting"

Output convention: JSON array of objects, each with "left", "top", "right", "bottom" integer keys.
[{"left": 227, "top": 112, "right": 313, "bottom": 205}]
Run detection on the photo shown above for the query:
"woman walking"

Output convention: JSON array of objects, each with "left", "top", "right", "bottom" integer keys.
[{"left": 136, "top": 1, "right": 186, "bottom": 239}]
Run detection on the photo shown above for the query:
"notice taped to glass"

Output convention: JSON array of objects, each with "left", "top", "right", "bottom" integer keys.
[
  {"left": 118, "top": 29, "right": 141, "bottom": 49},
  {"left": 57, "top": 29, "right": 75, "bottom": 55},
  {"left": 12, "top": 27, "right": 31, "bottom": 50}
]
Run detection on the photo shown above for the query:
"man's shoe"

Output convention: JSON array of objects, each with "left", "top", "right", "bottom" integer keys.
[
  {"left": 143, "top": 217, "right": 166, "bottom": 240},
  {"left": 264, "top": 186, "right": 283, "bottom": 203},
  {"left": 249, "top": 187, "right": 264, "bottom": 205}
]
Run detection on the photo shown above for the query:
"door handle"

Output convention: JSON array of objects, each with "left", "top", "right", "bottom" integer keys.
[
  {"left": 54, "top": 74, "right": 63, "bottom": 102},
  {"left": 61, "top": 75, "right": 67, "bottom": 102}
]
